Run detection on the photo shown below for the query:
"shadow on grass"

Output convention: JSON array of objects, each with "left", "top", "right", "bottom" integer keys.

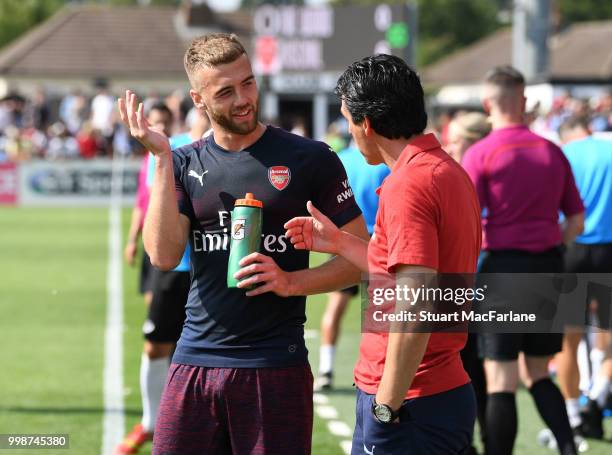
[{"left": 0, "top": 406, "right": 141, "bottom": 417}]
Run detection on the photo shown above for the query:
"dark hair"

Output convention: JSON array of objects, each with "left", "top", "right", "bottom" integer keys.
[
  {"left": 147, "top": 102, "right": 173, "bottom": 120},
  {"left": 484, "top": 65, "right": 525, "bottom": 87},
  {"left": 334, "top": 54, "right": 427, "bottom": 140},
  {"left": 559, "top": 115, "right": 590, "bottom": 135}
]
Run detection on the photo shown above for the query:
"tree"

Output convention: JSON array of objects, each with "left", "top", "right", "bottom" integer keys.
[
  {"left": 0, "top": 0, "right": 65, "bottom": 51},
  {"left": 327, "top": 0, "right": 501, "bottom": 67},
  {"left": 106, "top": 0, "right": 181, "bottom": 5},
  {"left": 0, "top": 0, "right": 183, "bottom": 51},
  {"left": 241, "top": 0, "right": 304, "bottom": 6},
  {"left": 417, "top": 0, "right": 499, "bottom": 66},
  {"left": 557, "top": 0, "right": 612, "bottom": 25}
]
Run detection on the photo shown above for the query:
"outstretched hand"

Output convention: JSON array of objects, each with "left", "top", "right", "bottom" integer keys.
[
  {"left": 117, "top": 90, "right": 171, "bottom": 156},
  {"left": 284, "top": 201, "right": 341, "bottom": 254}
]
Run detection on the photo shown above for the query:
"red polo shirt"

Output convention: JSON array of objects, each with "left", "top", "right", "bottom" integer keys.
[{"left": 354, "top": 133, "right": 482, "bottom": 399}]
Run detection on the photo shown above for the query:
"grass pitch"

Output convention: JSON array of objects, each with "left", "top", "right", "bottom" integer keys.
[{"left": 0, "top": 206, "right": 610, "bottom": 454}]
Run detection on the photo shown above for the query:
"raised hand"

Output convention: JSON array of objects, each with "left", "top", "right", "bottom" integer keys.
[
  {"left": 117, "top": 90, "right": 171, "bottom": 156},
  {"left": 284, "top": 201, "right": 341, "bottom": 254}
]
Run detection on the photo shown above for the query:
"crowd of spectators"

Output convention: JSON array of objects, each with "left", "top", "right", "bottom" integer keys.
[
  {"left": 0, "top": 82, "right": 196, "bottom": 163},
  {"left": 530, "top": 90, "right": 612, "bottom": 141},
  {"left": 434, "top": 89, "right": 612, "bottom": 147},
  {"left": 2, "top": 84, "right": 611, "bottom": 164}
]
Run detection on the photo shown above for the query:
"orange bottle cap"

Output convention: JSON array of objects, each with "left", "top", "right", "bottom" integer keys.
[{"left": 234, "top": 192, "right": 263, "bottom": 208}]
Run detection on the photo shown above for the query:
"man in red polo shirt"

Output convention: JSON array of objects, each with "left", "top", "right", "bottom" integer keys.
[{"left": 285, "top": 54, "right": 481, "bottom": 454}]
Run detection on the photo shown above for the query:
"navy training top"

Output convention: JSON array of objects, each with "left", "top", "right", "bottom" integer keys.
[{"left": 171, "top": 126, "right": 362, "bottom": 368}]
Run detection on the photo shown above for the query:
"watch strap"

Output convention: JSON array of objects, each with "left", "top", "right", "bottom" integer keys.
[{"left": 372, "top": 400, "right": 400, "bottom": 423}]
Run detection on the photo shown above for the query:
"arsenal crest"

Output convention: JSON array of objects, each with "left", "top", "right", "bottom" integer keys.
[{"left": 268, "top": 166, "right": 291, "bottom": 191}]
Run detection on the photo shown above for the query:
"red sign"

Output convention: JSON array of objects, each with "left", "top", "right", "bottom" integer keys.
[
  {"left": 268, "top": 166, "right": 291, "bottom": 191},
  {"left": 254, "top": 36, "right": 280, "bottom": 75},
  {"left": 0, "top": 162, "right": 18, "bottom": 205}
]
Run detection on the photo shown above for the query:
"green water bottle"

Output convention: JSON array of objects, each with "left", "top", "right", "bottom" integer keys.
[{"left": 227, "top": 193, "right": 264, "bottom": 288}]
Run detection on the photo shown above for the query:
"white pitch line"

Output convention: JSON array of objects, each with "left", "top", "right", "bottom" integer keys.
[
  {"left": 340, "top": 439, "right": 352, "bottom": 454},
  {"left": 327, "top": 420, "right": 352, "bottom": 437},
  {"left": 313, "top": 392, "right": 329, "bottom": 405},
  {"left": 313, "top": 392, "right": 353, "bottom": 454},
  {"left": 310, "top": 331, "right": 353, "bottom": 454},
  {"left": 101, "top": 156, "right": 125, "bottom": 455},
  {"left": 316, "top": 405, "right": 339, "bottom": 420}
]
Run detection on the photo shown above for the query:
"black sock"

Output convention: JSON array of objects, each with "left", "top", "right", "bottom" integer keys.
[
  {"left": 461, "top": 335, "right": 487, "bottom": 445},
  {"left": 471, "top": 363, "right": 488, "bottom": 445},
  {"left": 485, "top": 392, "right": 516, "bottom": 455},
  {"left": 529, "top": 378, "right": 577, "bottom": 455}
]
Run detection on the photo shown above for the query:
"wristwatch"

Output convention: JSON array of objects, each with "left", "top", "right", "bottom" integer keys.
[{"left": 372, "top": 400, "right": 400, "bottom": 424}]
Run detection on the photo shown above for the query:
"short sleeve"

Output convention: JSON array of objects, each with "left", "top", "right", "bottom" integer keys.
[
  {"left": 172, "top": 150, "right": 196, "bottom": 220},
  {"left": 310, "top": 144, "right": 362, "bottom": 227},
  {"left": 135, "top": 157, "right": 149, "bottom": 213},
  {"left": 383, "top": 177, "right": 439, "bottom": 272},
  {"left": 462, "top": 146, "right": 487, "bottom": 211},
  {"left": 558, "top": 150, "right": 584, "bottom": 217}
]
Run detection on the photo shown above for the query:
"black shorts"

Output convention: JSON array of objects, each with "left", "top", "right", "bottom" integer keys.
[
  {"left": 478, "top": 247, "right": 564, "bottom": 360},
  {"left": 143, "top": 269, "right": 190, "bottom": 343},
  {"left": 139, "top": 252, "right": 155, "bottom": 294},
  {"left": 565, "top": 242, "right": 612, "bottom": 329},
  {"left": 565, "top": 242, "right": 612, "bottom": 272},
  {"left": 479, "top": 332, "right": 563, "bottom": 361}
]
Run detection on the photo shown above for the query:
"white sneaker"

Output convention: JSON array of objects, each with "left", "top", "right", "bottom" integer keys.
[{"left": 313, "top": 372, "right": 333, "bottom": 392}]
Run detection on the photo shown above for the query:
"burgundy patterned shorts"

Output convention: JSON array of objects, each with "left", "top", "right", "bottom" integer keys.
[{"left": 153, "top": 363, "right": 313, "bottom": 455}]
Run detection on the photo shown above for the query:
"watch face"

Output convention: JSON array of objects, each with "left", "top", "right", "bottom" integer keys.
[{"left": 374, "top": 404, "right": 392, "bottom": 423}]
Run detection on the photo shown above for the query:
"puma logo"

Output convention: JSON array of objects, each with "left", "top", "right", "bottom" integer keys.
[
  {"left": 188, "top": 169, "right": 208, "bottom": 186},
  {"left": 364, "top": 444, "right": 375, "bottom": 455}
]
